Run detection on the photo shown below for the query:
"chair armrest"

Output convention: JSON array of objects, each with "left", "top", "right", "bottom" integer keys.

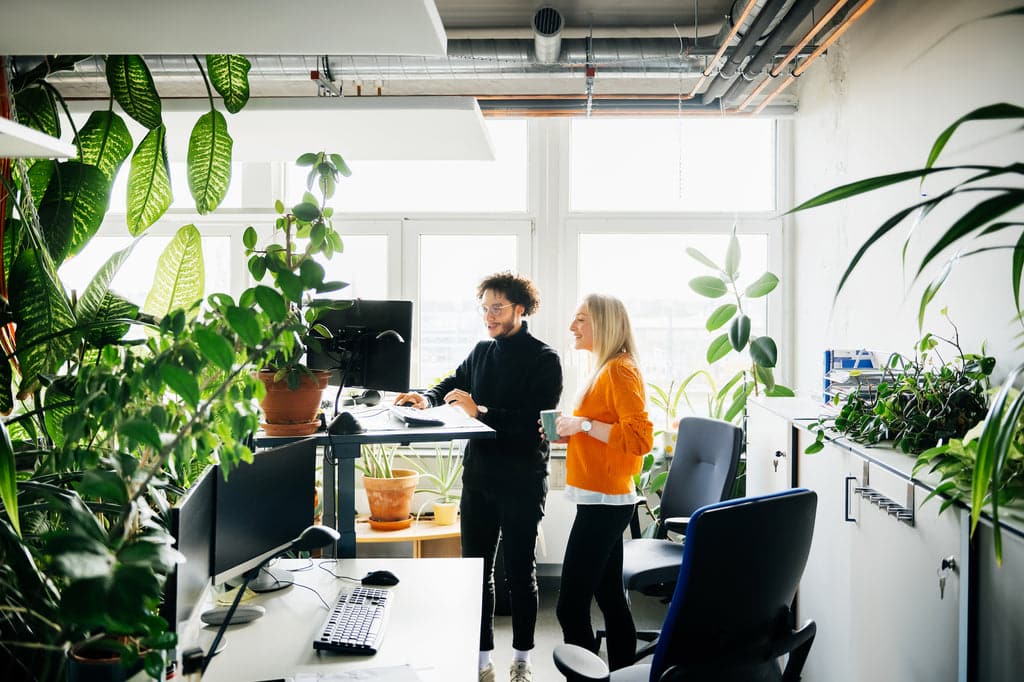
[
  {"left": 552, "top": 643, "right": 610, "bottom": 682},
  {"left": 776, "top": 619, "right": 817, "bottom": 682},
  {"left": 663, "top": 516, "right": 690, "bottom": 534}
]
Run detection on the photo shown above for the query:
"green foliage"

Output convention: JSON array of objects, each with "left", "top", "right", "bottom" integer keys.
[
  {"left": 632, "top": 451, "right": 669, "bottom": 536},
  {"left": 806, "top": 321, "right": 993, "bottom": 456},
  {"left": 243, "top": 152, "right": 353, "bottom": 384},
  {"left": 403, "top": 442, "right": 464, "bottom": 504},
  {"left": 356, "top": 443, "right": 402, "bottom": 479}
]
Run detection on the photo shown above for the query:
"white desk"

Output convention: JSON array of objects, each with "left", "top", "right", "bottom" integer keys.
[{"left": 190, "top": 557, "right": 481, "bottom": 682}]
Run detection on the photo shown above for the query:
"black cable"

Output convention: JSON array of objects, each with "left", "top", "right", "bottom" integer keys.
[
  {"left": 289, "top": 580, "right": 330, "bottom": 609},
  {"left": 317, "top": 559, "right": 361, "bottom": 582}
]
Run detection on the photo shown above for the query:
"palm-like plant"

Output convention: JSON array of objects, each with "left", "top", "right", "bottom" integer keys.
[{"left": 788, "top": 103, "right": 1024, "bottom": 563}]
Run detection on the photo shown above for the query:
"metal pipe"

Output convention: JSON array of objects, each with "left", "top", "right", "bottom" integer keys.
[
  {"left": 702, "top": 0, "right": 791, "bottom": 104},
  {"left": 532, "top": 7, "right": 563, "bottom": 64}
]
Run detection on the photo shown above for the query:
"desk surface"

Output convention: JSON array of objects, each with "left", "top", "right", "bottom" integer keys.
[{"left": 191, "top": 557, "right": 481, "bottom": 682}]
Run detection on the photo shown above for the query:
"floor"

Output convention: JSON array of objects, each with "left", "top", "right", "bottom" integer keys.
[{"left": 490, "top": 579, "right": 668, "bottom": 681}]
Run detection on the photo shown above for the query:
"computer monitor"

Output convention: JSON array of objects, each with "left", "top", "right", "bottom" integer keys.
[
  {"left": 305, "top": 299, "right": 413, "bottom": 393},
  {"left": 212, "top": 438, "right": 317, "bottom": 592},
  {"left": 162, "top": 465, "right": 216, "bottom": 628}
]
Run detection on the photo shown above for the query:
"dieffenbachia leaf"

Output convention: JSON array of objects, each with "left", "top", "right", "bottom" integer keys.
[
  {"left": 75, "top": 110, "right": 133, "bottom": 183},
  {"left": 205, "top": 55, "right": 251, "bottom": 114},
  {"left": 143, "top": 224, "right": 205, "bottom": 320},
  {"left": 187, "top": 110, "right": 233, "bottom": 214},
  {"left": 37, "top": 161, "right": 110, "bottom": 264},
  {"left": 106, "top": 55, "right": 162, "bottom": 130},
  {"left": 13, "top": 85, "right": 59, "bottom": 138},
  {"left": 127, "top": 125, "right": 172, "bottom": 235}
]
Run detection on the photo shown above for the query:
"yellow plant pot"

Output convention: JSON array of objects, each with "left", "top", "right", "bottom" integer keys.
[{"left": 433, "top": 501, "right": 459, "bottom": 526}]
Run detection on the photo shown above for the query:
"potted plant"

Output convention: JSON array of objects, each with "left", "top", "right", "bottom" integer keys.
[
  {"left": 404, "top": 442, "right": 464, "bottom": 525},
  {"left": 355, "top": 444, "right": 419, "bottom": 528},
  {"left": 242, "top": 151, "right": 352, "bottom": 436}
]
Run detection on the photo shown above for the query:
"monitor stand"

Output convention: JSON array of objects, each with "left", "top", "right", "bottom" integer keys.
[{"left": 247, "top": 565, "right": 294, "bottom": 593}]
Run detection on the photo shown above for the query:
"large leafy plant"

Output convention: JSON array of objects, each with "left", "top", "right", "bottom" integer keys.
[
  {"left": 686, "top": 231, "right": 794, "bottom": 421},
  {"left": 242, "top": 152, "right": 352, "bottom": 388},
  {"left": 789, "top": 103, "right": 1023, "bottom": 562}
]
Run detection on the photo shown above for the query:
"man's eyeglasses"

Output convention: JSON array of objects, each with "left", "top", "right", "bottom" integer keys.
[{"left": 477, "top": 303, "right": 513, "bottom": 317}]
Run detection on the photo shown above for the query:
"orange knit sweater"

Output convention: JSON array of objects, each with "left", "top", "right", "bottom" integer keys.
[{"left": 566, "top": 355, "right": 654, "bottom": 496}]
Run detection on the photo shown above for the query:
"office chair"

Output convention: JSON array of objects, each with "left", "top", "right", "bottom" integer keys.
[
  {"left": 622, "top": 416, "right": 742, "bottom": 593},
  {"left": 554, "top": 489, "right": 819, "bottom": 682}
]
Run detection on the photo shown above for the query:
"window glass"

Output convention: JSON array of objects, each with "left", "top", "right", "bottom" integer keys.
[
  {"left": 417, "top": 235, "right": 518, "bottom": 386},
  {"left": 570, "top": 118, "right": 775, "bottom": 212},
  {"left": 577, "top": 232, "right": 769, "bottom": 424},
  {"left": 59, "top": 234, "right": 232, "bottom": 308},
  {"left": 313, "top": 234, "right": 389, "bottom": 300},
  {"left": 284, "top": 120, "right": 527, "bottom": 212}
]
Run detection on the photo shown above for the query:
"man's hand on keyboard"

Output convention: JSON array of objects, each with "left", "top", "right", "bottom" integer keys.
[{"left": 392, "top": 392, "right": 427, "bottom": 409}]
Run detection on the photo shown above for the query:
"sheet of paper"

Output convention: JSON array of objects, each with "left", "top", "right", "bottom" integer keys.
[{"left": 293, "top": 664, "right": 422, "bottom": 681}]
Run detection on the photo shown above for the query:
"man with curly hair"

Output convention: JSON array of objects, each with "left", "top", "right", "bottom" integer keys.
[{"left": 395, "top": 271, "right": 562, "bottom": 682}]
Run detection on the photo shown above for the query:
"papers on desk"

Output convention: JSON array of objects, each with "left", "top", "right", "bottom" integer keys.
[
  {"left": 294, "top": 666, "right": 423, "bottom": 681},
  {"left": 416, "top": 403, "right": 478, "bottom": 427}
]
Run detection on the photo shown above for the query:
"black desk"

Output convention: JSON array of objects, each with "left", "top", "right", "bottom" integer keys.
[{"left": 255, "top": 411, "right": 494, "bottom": 557}]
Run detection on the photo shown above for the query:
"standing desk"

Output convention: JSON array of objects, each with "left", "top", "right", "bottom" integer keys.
[
  {"left": 193, "top": 557, "right": 482, "bottom": 682},
  {"left": 256, "top": 409, "right": 494, "bottom": 558}
]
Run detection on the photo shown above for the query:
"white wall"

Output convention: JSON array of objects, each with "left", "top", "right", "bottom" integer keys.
[{"left": 790, "top": 0, "right": 1024, "bottom": 394}]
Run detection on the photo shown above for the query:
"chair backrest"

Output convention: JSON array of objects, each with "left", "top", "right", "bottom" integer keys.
[
  {"left": 657, "top": 417, "right": 742, "bottom": 536},
  {"left": 649, "top": 488, "right": 818, "bottom": 682}
]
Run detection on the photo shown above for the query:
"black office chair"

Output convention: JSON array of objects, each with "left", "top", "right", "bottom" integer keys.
[
  {"left": 622, "top": 416, "right": 742, "bottom": 596},
  {"left": 554, "top": 488, "right": 819, "bottom": 682}
]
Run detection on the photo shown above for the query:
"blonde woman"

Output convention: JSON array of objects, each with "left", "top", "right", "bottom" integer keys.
[{"left": 549, "top": 294, "right": 653, "bottom": 670}]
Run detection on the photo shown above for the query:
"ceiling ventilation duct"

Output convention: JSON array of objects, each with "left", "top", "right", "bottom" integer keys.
[{"left": 532, "top": 6, "right": 564, "bottom": 64}]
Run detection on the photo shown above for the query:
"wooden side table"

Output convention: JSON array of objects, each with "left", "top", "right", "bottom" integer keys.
[{"left": 354, "top": 516, "right": 461, "bottom": 558}]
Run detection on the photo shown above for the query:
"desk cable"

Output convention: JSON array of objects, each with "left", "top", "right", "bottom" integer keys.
[{"left": 317, "top": 559, "right": 363, "bottom": 583}]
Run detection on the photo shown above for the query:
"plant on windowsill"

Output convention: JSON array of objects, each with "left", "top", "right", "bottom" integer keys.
[
  {"left": 403, "top": 442, "right": 464, "bottom": 526},
  {"left": 356, "top": 444, "right": 419, "bottom": 528},
  {"left": 242, "top": 152, "right": 352, "bottom": 436}
]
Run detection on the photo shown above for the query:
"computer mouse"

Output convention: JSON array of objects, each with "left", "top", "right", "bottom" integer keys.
[
  {"left": 398, "top": 401, "right": 416, "bottom": 407},
  {"left": 361, "top": 569, "right": 400, "bottom": 586}
]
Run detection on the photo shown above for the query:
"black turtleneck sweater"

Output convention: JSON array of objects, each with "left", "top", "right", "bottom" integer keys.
[{"left": 423, "top": 321, "right": 563, "bottom": 490}]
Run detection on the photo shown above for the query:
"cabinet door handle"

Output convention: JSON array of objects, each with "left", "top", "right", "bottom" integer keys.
[{"left": 844, "top": 476, "right": 857, "bottom": 522}]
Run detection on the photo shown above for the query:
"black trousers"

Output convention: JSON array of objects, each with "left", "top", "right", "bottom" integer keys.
[
  {"left": 556, "top": 503, "right": 637, "bottom": 671},
  {"left": 460, "top": 480, "right": 547, "bottom": 652}
]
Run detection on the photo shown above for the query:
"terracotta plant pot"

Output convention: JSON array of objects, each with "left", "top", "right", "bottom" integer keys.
[
  {"left": 66, "top": 639, "right": 145, "bottom": 682},
  {"left": 363, "top": 469, "right": 419, "bottom": 524},
  {"left": 433, "top": 501, "right": 458, "bottom": 526},
  {"left": 257, "top": 369, "right": 330, "bottom": 436}
]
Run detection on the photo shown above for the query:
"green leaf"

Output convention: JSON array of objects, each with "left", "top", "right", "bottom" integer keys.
[
  {"left": 925, "top": 103, "right": 1024, "bottom": 170},
  {"left": 205, "top": 55, "right": 251, "bottom": 114},
  {"left": 143, "top": 225, "right": 205, "bottom": 319},
  {"left": 331, "top": 153, "right": 352, "bottom": 177},
  {"left": 299, "top": 259, "right": 325, "bottom": 288},
  {"left": 788, "top": 166, "right": 968, "bottom": 213},
  {"left": 75, "top": 110, "right": 133, "bottom": 183},
  {"left": 127, "top": 125, "right": 172, "bottom": 234},
  {"left": 685, "top": 247, "right": 719, "bottom": 270},
  {"left": 37, "top": 161, "right": 110, "bottom": 263},
  {"left": 76, "top": 241, "right": 137, "bottom": 327},
  {"left": 706, "top": 333, "right": 731, "bottom": 364},
  {"left": 296, "top": 153, "right": 318, "bottom": 167},
  {"left": 745, "top": 272, "right": 779, "bottom": 298},
  {"left": 106, "top": 55, "right": 162, "bottom": 129},
  {"left": 724, "top": 234, "right": 740, "bottom": 279},
  {"left": 13, "top": 85, "right": 59, "bottom": 137},
  {"left": 750, "top": 336, "right": 778, "bottom": 368},
  {"left": 160, "top": 364, "right": 200, "bottom": 409},
  {"left": 194, "top": 327, "right": 236, "bottom": 372},
  {"left": 187, "top": 109, "right": 234, "bottom": 214},
  {"left": 119, "top": 419, "right": 162, "bottom": 449},
  {"left": 0, "top": 354, "right": 12, "bottom": 414},
  {"left": 292, "top": 202, "right": 320, "bottom": 222},
  {"left": 226, "top": 306, "right": 263, "bottom": 346},
  {"left": 275, "top": 270, "right": 304, "bottom": 303},
  {"left": 253, "top": 285, "right": 287, "bottom": 322},
  {"left": 729, "top": 314, "right": 750, "bottom": 351},
  {"left": 10, "top": 249, "right": 78, "bottom": 391},
  {"left": 918, "top": 260, "right": 953, "bottom": 330},
  {"left": 76, "top": 469, "right": 128, "bottom": 505},
  {"left": 805, "top": 440, "right": 825, "bottom": 454},
  {"left": 754, "top": 364, "right": 776, "bottom": 391},
  {"left": 706, "top": 303, "right": 737, "bottom": 331},
  {"left": 766, "top": 384, "right": 796, "bottom": 397},
  {"left": 243, "top": 226, "right": 258, "bottom": 249},
  {"left": 724, "top": 384, "right": 753, "bottom": 423},
  {"left": 83, "top": 294, "right": 138, "bottom": 348},
  {"left": 0, "top": 422, "right": 20, "bottom": 537},
  {"left": 918, "top": 190, "right": 1024, "bottom": 275},
  {"left": 689, "top": 276, "right": 728, "bottom": 299},
  {"left": 1014, "top": 231, "right": 1024, "bottom": 316}
]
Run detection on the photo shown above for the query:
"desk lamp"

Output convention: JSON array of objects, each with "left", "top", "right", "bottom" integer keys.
[{"left": 199, "top": 524, "right": 340, "bottom": 675}]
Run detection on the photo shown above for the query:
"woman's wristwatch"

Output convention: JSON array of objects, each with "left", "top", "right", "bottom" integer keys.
[{"left": 580, "top": 419, "right": 593, "bottom": 434}]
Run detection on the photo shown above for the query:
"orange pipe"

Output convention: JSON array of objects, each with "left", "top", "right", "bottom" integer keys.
[
  {"left": 771, "top": 0, "right": 850, "bottom": 77},
  {"left": 680, "top": 0, "right": 762, "bottom": 100}
]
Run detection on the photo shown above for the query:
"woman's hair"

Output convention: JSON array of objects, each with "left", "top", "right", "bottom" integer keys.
[
  {"left": 476, "top": 271, "right": 540, "bottom": 316},
  {"left": 577, "top": 293, "right": 639, "bottom": 403}
]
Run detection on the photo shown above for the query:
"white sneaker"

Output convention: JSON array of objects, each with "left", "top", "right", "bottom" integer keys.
[
  {"left": 479, "top": 662, "right": 496, "bottom": 682},
  {"left": 509, "top": 661, "right": 532, "bottom": 682}
]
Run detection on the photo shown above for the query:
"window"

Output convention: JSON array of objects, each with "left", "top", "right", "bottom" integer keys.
[
  {"left": 58, "top": 233, "right": 232, "bottom": 308},
  {"left": 577, "top": 232, "right": 770, "bottom": 421},
  {"left": 284, "top": 120, "right": 528, "bottom": 212},
  {"left": 108, "top": 162, "right": 244, "bottom": 212},
  {"left": 570, "top": 118, "right": 776, "bottom": 212},
  {"left": 413, "top": 231, "right": 524, "bottom": 386},
  {"left": 314, "top": 234, "right": 389, "bottom": 299}
]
